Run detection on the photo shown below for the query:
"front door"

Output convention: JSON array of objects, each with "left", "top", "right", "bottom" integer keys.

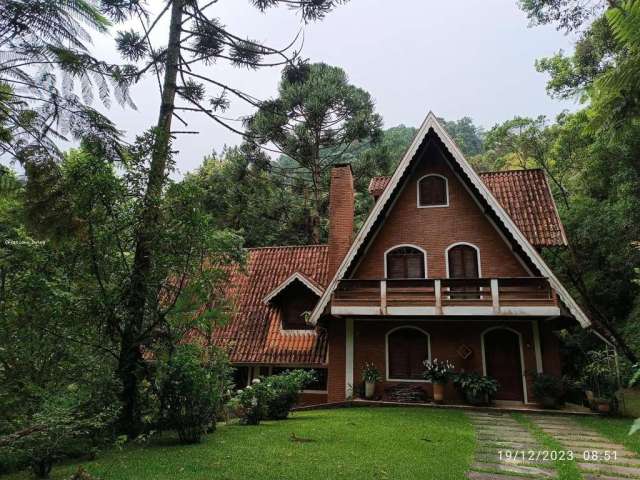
[{"left": 484, "top": 328, "right": 524, "bottom": 401}]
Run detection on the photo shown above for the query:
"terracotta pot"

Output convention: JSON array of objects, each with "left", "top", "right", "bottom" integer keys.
[
  {"left": 433, "top": 382, "right": 445, "bottom": 403},
  {"left": 597, "top": 401, "right": 611, "bottom": 413},
  {"left": 365, "top": 382, "right": 376, "bottom": 399}
]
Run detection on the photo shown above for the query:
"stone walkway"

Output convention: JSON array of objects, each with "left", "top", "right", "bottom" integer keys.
[
  {"left": 530, "top": 414, "right": 640, "bottom": 479},
  {"left": 467, "top": 411, "right": 557, "bottom": 479},
  {"left": 466, "top": 411, "right": 640, "bottom": 480}
]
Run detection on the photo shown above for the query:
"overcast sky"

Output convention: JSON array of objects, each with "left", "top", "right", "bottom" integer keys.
[{"left": 6, "top": 0, "right": 579, "bottom": 177}]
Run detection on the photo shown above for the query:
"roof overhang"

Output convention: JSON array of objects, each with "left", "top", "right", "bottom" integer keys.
[
  {"left": 262, "top": 272, "right": 324, "bottom": 305},
  {"left": 308, "top": 111, "right": 591, "bottom": 328}
]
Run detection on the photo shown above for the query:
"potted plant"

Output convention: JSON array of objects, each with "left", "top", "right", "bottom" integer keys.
[
  {"left": 423, "top": 358, "right": 455, "bottom": 403},
  {"left": 362, "top": 363, "right": 381, "bottom": 399},
  {"left": 452, "top": 372, "right": 499, "bottom": 406},
  {"left": 532, "top": 373, "right": 567, "bottom": 409}
]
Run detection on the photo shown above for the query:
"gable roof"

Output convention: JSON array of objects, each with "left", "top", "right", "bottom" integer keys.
[
  {"left": 262, "top": 271, "right": 324, "bottom": 305},
  {"left": 369, "top": 169, "right": 567, "bottom": 247},
  {"left": 309, "top": 112, "right": 591, "bottom": 328},
  {"left": 212, "top": 245, "right": 329, "bottom": 365}
]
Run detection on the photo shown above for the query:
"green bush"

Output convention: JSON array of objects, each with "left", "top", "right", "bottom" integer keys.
[
  {"left": 159, "top": 344, "right": 230, "bottom": 443},
  {"left": 532, "top": 373, "right": 567, "bottom": 409},
  {"left": 452, "top": 372, "right": 499, "bottom": 406},
  {"left": 229, "top": 379, "right": 274, "bottom": 425},
  {"left": 265, "top": 370, "right": 315, "bottom": 420},
  {"left": 1, "top": 389, "right": 117, "bottom": 479}
]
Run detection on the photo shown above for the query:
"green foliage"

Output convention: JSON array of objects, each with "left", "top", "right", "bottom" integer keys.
[
  {"left": 361, "top": 363, "right": 382, "bottom": 384},
  {"left": 451, "top": 372, "right": 499, "bottom": 405},
  {"left": 422, "top": 359, "right": 455, "bottom": 383},
  {"left": 264, "top": 370, "right": 316, "bottom": 420},
  {"left": 248, "top": 62, "right": 383, "bottom": 242},
  {"left": 158, "top": 345, "right": 231, "bottom": 444},
  {"left": 532, "top": 373, "right": 567, "bottom": 408},
  {"left": 1, "top": 389, "right": 118, "bottom": 479},
  {"left": 229, "top": 380, "right": 273, "bottom": 426}
]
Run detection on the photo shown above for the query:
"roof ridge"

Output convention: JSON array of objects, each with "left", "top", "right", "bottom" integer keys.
[
  {"left": 247, "top": 244, "right": 328, "bottom": 251},
  {"left": 479, "top": 168, "right": 545, "bottom": 175}
]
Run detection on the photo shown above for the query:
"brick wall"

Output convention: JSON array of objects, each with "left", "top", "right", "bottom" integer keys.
[
  {"left": 352, "top": 319, "right": 542, "bottom": 403},
  {"left": 326, "top": 319, "right": 346, "bottom": 403},
  {"left": 328, "top": 165, "right": 355, "bottom": 277},
  {"left": 353, "top": 142, "right": 529, "bottom": 279}
]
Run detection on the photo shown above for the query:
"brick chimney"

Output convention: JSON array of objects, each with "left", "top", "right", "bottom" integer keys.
[{"left": 328, "top": 164, "right": 355, "bottom": 277}]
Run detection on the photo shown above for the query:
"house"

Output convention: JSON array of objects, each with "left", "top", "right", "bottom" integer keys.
[{"left": 213, "top": 112, "right": 591, "bottom": 406}]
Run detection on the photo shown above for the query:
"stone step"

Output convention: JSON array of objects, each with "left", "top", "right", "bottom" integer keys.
[
  {"left": 581, "top": 456, "right": 640, "bottom": 467},
  {"left": 467, "top": 471, "right": 536, "bottom": 480},
  {"left": 477, "top": 434, "right": 535, "bottom": 442},
  {"left": 558, "top": 440, "right": 627, "bottom": 451},
  {"left": 480, "top": 441, "right": 542, "bottom": 450},
  {"left": 472, "top": 461, "right": 556, "bottom": 478},
  {"left": 583, "top": 475, "right": 640, "bottom": 480},
  {"left": 578, "top": 462, "right": 640, "bottom": 478}
]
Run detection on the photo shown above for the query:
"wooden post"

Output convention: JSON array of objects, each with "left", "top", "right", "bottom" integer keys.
[
  {"left": 491, "top": 278, "right": 499, "bottom": 313},
  {"left": 435, "top": 279, "right": 442, "bottom": 315},
  {"left": 380, "top": 280, "right": 387, "bottom": 315}
]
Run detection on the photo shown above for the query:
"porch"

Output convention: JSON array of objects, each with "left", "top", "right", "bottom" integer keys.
[
  {"left": 332, "top": 277, "right": 560, "bottom": 317},
  {"left": 342, "top": 318, "right": 563, "bottom": 406}
]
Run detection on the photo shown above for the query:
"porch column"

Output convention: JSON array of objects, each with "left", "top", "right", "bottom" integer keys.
[
  {"left": 345, "top": 318, "right": 354, "bottom": 398},
  {"left": 532, "top": 319, "right": 543, "bottom": 374}
]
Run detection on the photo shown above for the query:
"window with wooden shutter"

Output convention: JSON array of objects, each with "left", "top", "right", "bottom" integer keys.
[
  {"left": 447, "top": 244, "right": 480, "bottom": 299},
  {"left": 387, "top": 328, "right": 430, "bottom": 380},
  {"left": 386, "top": 246, "right": 426, "bottom": 279},
  {"left": 447, "top": 244, "right": 479, "bottom": 278},
  {"left": 418, "top": 175, "right": 448, "bottom": 207}
]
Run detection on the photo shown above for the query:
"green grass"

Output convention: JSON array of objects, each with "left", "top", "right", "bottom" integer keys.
[
  {"left": 4, "top": 407, "right": 475, "bottom": 480},
  {"left": 576, "top": 415, "right": 640, "bottom": 455},
  {"left": 512, "top": 413, "right": 582, "bottom": 480}
]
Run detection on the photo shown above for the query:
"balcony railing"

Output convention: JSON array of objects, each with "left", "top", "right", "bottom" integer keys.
[{"left": 331, "top": 277, "right": 559, "bottom": 317}]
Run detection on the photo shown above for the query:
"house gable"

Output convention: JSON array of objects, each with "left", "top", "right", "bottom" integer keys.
[
  {"left": 352, "top": 140, "right": 530, "bottom": 280},
  {"left": 308, "top": 112, "right": 591, "bottom": 327}
]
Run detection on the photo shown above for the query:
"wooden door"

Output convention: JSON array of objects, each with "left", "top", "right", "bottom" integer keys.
[{"left": 484, "top": 328, "right": 524, "bottom": 401}]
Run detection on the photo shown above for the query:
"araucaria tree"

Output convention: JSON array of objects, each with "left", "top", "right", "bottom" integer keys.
[
  {"left": 99, "top": 0, "right": 346, "bottom": 437},
  {"left": 247, "top": 62, "right": 382, "bottom": 243}
]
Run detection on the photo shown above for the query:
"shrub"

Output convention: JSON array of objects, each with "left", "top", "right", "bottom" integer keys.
[
  {"left": 159, "top": 344, "right": 230, "bottom": 444},
  {"left": 265, "top": 370, "right": 315, "bottom": 420},
  {"left": 452, "top": 372, "right": 499, "bottom": 406},
  {"left": 1, "top": 389, "right": 117, "bottom": 479},
  {"left": 532, "top": 373, "right": 567, "bottom": 408},
  {"left": 362, "top": 363, "right": 381, "bottom": 384},
  {"left": 229, "top": 379, "right": 274, "bottom": 425},
  {"left": 422, "top": 358, "right": 455, "bottom": 383}
]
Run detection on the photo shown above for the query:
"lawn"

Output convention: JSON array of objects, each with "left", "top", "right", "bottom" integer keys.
[
  {"left": 576, "top": 415, "right": 640, "bottom": 454},
  {"left": 4, "top": 407, "right": 476, "bottom": 480}
]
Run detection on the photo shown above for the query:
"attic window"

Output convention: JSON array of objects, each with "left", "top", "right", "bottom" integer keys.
[
  {"left": 386, "top": 245, "right": 426, "bottom": 279},
  {"left": 417, "top": 174, "right": 448, "bottom": 207}
]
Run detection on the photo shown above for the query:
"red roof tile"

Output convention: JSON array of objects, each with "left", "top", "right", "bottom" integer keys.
[
  {"left": 367, "top": 169, "right": 566, "bottom": 247},
  {"left": 212, "top": 245, "right": 329, "bottom": 366}
]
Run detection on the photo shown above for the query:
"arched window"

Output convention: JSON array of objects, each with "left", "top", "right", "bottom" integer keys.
[
  {"left": 417, "top": 174, "right": 448, "bottom": 207},
  {"left": 385, "top": 245, "right": 426, "bottom": 279},
  {"left": 386, "top": 327, "right": 430, "bottom": 381},
  {"left": 447, "top": 243, "right": 480, "bottom": 278}
]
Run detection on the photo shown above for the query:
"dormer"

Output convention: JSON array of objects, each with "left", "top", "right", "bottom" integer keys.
[{"left": 262, "top": 272, "right": 324, "bottom": 330}]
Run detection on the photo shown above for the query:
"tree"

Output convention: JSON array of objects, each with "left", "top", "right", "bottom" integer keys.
[
  {"left": 0, "top": 0, "right": 132, "bottom": 161},
  {"left": 247, "top": 62, "right": 383, "bottom": 243},
  {"left": 85, "top": 0, "right": 347, "bottom": 436}
]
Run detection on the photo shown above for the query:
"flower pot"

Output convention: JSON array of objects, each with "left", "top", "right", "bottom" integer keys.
[
  {"left": 433, "top": 382, "right": 445, "bottom": 403},
  {"left": 365, "top": 381, "right": 376, "bottom": 399},
  {"left": 596, "top": 401, "right": 611, "bottom": 413},
  {"left": 540, "top": 396, "right": 558, "bottom": 409},
  {"left": 465, "top": 391, "right": 489, "bottom": 406}
]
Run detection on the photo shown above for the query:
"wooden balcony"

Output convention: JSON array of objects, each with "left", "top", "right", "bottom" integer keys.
[{"left": 331, "top": 277, "right": 560, "bottom": 317}]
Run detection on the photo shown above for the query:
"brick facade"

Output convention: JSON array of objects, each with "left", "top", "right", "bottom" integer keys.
[
  {"left": 353, "top": 142, "right": 529, "bottom": 279},
  {"left": 328, "top": 164, "right": 355, "bottom": 278}
]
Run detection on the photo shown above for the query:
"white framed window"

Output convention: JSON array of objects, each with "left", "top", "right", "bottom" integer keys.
[
  {"left": 417, "top": 174, "right": 449, "bottom": 208},
  {"left": 385, "top": 326, "right": 431, "bottom": 382}
]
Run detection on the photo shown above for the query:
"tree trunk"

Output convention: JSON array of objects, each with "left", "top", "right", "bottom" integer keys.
[{"left": 119, "top": 0, "right": 184, "bottom": 438}]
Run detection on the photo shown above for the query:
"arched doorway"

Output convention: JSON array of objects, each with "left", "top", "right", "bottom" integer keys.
[{"left": 482, "top": 328, "right": 525, "bottom": 402}]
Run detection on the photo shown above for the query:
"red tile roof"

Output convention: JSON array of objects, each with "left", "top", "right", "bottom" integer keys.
[
  {"left": 368, "top": 169, "right": 567, "bottom": 247},
  {"left": 212, "top": 245, "right": 329, "bottom": 366}
]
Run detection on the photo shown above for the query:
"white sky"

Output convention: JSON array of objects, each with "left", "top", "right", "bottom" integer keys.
[{"left": 6, "top": 0, "right": 579, "bottom": 177}]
